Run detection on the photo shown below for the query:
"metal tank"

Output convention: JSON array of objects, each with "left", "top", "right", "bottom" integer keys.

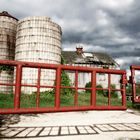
[
  {"left": 15, "top": 16, "right": 62, "bottom": 94},
  {"left": 0, "top": 11, "right": 18, "bottom": 93}
]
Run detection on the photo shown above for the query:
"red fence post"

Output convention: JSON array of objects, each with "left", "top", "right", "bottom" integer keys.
[
  {"left": 14, "top": 64, "right": 22, "bottom": 109},
  {"left": 91, "top": 71, "right": 96, "bottom": 106},
  {"left": 131, "top": 66, "right": 135, "bottom": 102},
  {"left": 122, "top": 74, "right": 127, "bottom": 107},
  {"left": 108, "top": 74, "right": 111, "bottom": 106},
  {"left": 74, "top": 71, "right": 78, "bottom": 106},
  {"left": 36, "top": 68, "right": 41, "bottom": 107},
  {"left": 55, "top": 66, "right": 61, "bottom": 108}
]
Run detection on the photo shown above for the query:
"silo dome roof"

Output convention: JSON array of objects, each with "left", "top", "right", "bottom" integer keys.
[{"left": 0, "top": 11, "right": 18, "bottom": 20}]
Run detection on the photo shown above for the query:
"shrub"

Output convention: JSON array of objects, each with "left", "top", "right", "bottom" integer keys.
[
  {"left": 111, "top": 84, "right": 118, "bottom": 98},
  {"left": 85, "top": 82, "right": 91, "bottom": 93},
  {"left": 85, "top": 83, "right": 118, "bottom": 97},
  {"left": 96, "top": 85, "right": 104, "bottom": 95},
  {"left": 132, "top": 103, "right": 140, "bottom": 109},
  {"left": 61, "top": 70, "right": 74, "bottom": 95},
  {"left": 126, "top": 84, "right": 132, "bottom": 95},
  {"left": 0, "top": 65, "right": 14, "bottom": 72},
  {"left": 85, "top": 82, "right": 104, "bottom": 95}
]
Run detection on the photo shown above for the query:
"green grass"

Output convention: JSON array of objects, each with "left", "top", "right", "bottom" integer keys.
[
  {"left": 126, "top": 101, "right": 140, "bottom": 109},
  {"left": 40, "top": 93, "right": 54, "bottom": 107},
  {"left": 60, "top": 94, "right": 74, "bottom": 106},
  {"left": 96, "top": 92, "right": 122, "bottom": 106},
  {"left": 0, "top": 93, "right": 14, "bottom": 108},
  {"left": 78, "top": 92, "right": 91, "bottom": 106},
  {"left": 20, "top": 92, "right": 55, "bottom": 108},
  {"left": 0, "top": 91, "right": 136, "bottom": 109}
]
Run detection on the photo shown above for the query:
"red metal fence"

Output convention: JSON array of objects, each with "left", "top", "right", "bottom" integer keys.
[
  {"left": 0, "top": 60, "right": 127, "bottom": 114},
  {"left": 130, "top": 65, "right": 140, "bottom": 103}
]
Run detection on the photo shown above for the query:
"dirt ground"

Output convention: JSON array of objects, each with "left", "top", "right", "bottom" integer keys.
[{"left": 0, "top": 109, "right": 140, "bottom": 140}]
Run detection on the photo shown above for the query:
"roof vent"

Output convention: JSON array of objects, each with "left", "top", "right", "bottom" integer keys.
[{"left": 76, "top": 45, "right": 83, "bottom": 55}]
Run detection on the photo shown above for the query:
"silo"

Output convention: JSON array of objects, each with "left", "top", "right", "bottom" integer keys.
[
  {"left": 0, "top": 11, "right": 18, "bottom": 93},
  {"left": 15, "top": 16, "right": 62, "bottom": 93}
]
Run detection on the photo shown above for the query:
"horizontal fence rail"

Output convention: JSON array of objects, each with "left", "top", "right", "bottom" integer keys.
[{"left": 0, "top": 60, "right": 127, "bottom": 114}]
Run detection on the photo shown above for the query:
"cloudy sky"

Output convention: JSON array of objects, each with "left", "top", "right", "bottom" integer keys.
[{"left": 0, "top": 0, "right": 140, "bottom": 71}]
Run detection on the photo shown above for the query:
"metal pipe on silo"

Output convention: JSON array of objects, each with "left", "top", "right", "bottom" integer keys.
[{"left": 15, "top": 16, "right": 62, "bottom": 93}]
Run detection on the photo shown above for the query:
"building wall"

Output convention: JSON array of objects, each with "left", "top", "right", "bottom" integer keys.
[{"left": 66, "top": 63, "right": 121, "bottom": 96}]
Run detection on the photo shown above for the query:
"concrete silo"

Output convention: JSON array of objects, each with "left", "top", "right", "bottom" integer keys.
[
  {"left": 0, "top": 11, "right": 18, "bottom": 93},
  {"left": 15, "top": 16, "right": 62, "bottom": 93}
]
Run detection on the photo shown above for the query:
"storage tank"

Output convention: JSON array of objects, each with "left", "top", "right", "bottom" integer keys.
[
  {"left": 0, "top": 11, "right": 18, "bottom": 93},
  {"left": 0, "top": 11, "right": 17, "bottom": 60},
  {"left": 15, "top": 16, "right": 62, "bottom": 93}
]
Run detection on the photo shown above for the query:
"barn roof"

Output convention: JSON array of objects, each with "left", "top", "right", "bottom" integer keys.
[{"left": 61, "top": 51, "right": 117, "bottom": 66}]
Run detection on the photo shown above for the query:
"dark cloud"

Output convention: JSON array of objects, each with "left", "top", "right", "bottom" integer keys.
[{"left": 0, "top": 0, "right": 140, "bottom": 70}]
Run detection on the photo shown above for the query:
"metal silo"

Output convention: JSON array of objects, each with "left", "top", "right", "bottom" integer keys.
[
  {"left": 0, "top": 11, "right": 18, "bottom": 93},
  {"left": 0, "top": 11, "right": 17, "bottom": 60},
  {"left": 15, "top": 16, "right": 62, "bottom": 93}
]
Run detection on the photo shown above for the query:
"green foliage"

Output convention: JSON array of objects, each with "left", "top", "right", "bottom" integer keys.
[
  {"left": 0, "top": 65, "right": 14, "bottom": 73},
  {"left": 0, "top": 92, "right": 139, "bottom": 109},
  {"left": 18, "top": 92, "right": 55, "bottom": 108},
  {"left": 39, "top": 89, "right": 55, "bottom": 95},
  {"left": 0, "top": 93, "right": 14, "bottom": 108},
  {"left": 96, "top": 85, "right": 103, "bottom": 88},
  {"left": 61, "top": 70, "right": 74, "bottom": 95},
  {"left": 85, "top": 82, "right": 105, "bottom": 94},
  {"left": 60, "top": 94, "right": 74, "bottom": 106},
  {"left": 97, "top": 85, "right": 108, "bottom": 96},
  {"left": 132, "top": 103, "right": 140, "bottom": 109},
  {"left": 60, "top": 56, "right": 74, "bottom": 95},
  {"left": 61, "top": 71, "right": 71, "bottom": 87},
  {"left": 136, "top": 85, "right": 140, "bottom": 95},
  {"left": 85, "top": 82, "right": 118, "bottom": 98},
  {"left": 126, "top": 84, "right": 132, "bottom": 95},
  {"left": 126, "top": 84, "right": 140, "bottom": 96},
  {"left": 111, "top": 84, "right": 118, "bottom": 98},
  {"left": 61, "top": 55, "right": 65, "bottom": 64},
  {"left": 85, "top": 81, "right": 91, "bottom": 93}
]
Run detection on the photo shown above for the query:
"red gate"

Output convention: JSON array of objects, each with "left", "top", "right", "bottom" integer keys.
[
  {"left": 130, "top": 65, "right": 140, "bottom": 103},
  {"left": 0, "top": 60, "right": 127, "bottom": 114}
]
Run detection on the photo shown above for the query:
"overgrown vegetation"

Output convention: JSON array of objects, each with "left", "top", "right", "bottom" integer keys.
[
  {"left": 0, "top": 83, "right": 139, "bottom": 108},
  {"left": 85, "top": 82, "right": 118, "bottom": 98},
  {"left": 0, "top": 65, "right": 14, "bottom": 73},
  {"left": 0, "top": 91, "right": 124, "bottom": 108},
  {"left": 0, "top": 93, "right": 14, "bottom": 108},
  {"left": 126, "top": 84, "right": 132, "bottom": 95},
  {"left": 61, "top": 55, "right": 66, "bottom": 65},
  {"left": 61, "top": 70, "right": 74, "bottom": 95},
  {"left": 60, "top": 55, "right": 74, "bottom": 95},
  {"left": 20, "top": 91, "right": 55, "bottom": 108},
  {"left": 85, "top": 82, "right": 91, "bottom": 93}
]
